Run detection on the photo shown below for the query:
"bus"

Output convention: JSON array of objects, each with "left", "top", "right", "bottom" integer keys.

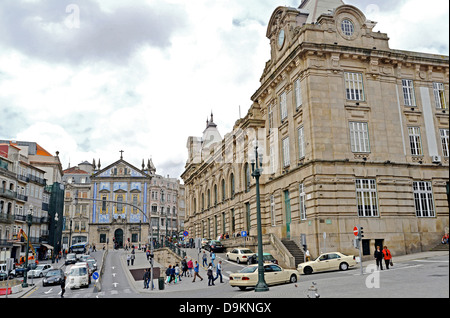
[{"left": 69, "top": 242, "right": 88, "bottom": 255}]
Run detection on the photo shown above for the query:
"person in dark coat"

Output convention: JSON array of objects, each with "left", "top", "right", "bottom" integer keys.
[
  {"left": 374, "top": 246, "right": 384, "bottom": 270},
  {"left": 60, "top": 275, "right": 66, "bottom": 298}
]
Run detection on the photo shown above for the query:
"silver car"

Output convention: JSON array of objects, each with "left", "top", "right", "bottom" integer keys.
[{"left": 28, "top": 264, "right": 53, "bottom": 278}]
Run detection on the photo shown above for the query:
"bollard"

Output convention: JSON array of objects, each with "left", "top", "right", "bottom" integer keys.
[{"left": 158, "top": 277, "right": 165, "bottom": 290}]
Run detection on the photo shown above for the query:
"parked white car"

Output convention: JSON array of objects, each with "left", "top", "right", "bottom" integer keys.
[
  {"left": 27, "top": 264, "right": 53, "bottom": 278},
  {"left": 226, "top": 248, "right": 256, "bottom": 264}
]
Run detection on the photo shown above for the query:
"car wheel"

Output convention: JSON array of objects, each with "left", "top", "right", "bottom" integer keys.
[
  {"left": 304, "top": 266, "right": 313, "bottom": 275},
  {"left": 238, "top": 287, "right": 247, "bottom": 291},
  {"left": 226, "top": 255, "right": 230, "bottom": 261},
  {"left": 289, "top": 274, "right": 297, "bottom": 283},
  {"left": 339, "top": 262, "right": 349, "bottom": 271},
  {"left": 39, "top": 273, "right": 43, "bottom": 278},
  {"left": 236, "top": 258, "right": 240, "bottom": 264}
]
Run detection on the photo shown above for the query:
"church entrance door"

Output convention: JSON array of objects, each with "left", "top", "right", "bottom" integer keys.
[{"left": 114, "top": 229, "right": 124, "bottom": 248}]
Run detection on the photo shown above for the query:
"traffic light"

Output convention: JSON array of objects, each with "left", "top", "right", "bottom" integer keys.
[{"left": 357, "top": 226, "right": 364, "bottom": 240}]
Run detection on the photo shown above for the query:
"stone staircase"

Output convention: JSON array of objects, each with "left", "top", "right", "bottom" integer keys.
[
  {"left": 281, "top": 239, "right": 305, "bottom": 268},
  {"left": 430, "top": 243, "right": 449, "bottom": 251}
]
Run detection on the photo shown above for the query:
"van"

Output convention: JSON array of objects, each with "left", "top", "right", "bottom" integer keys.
[{"left": 66, "top": 263, "right": 90, "bottom": 289}]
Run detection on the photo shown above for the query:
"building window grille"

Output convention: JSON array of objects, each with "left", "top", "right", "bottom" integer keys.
[
  {"left": 408, "top": 127, "right": 423, "bottom": 156},
  {"left": 345, "top": 72, "right": 364, "bottom": 101},
  {"left": 402, "top": 79, "right": 416, "bottom": 106},
  {"left": 413, "top": 181, "right": 435, "bottom": 217},
  {"left": 355, "top": 179, "right": 378, "bottom": 217},
  {"left": 349, "top": 122, "right": 370, "bottom": 153}
]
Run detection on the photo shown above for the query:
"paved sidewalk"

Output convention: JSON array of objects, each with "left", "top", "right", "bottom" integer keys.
[
  {"left": 120, "top": 247, "right": 449, "bottom": 298},
  {"left": 120, "top": 247, "right": 216, "bottom": 294}
]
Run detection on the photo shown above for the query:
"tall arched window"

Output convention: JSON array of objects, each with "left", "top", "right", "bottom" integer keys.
[
  {"left": 230, "top": 173, "right": 235, "bottom": 198},
  {"left": 221, "top": 179, "right": 226, "bottom": 202},
  {"left": 244, "top": 163, "right": 250, "bottom": 192},
  {"left": 214, "top": 184, "right": 218, "bottom": 205}
]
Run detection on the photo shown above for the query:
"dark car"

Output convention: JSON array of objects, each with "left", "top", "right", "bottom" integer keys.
[
  {"left": 249, "top": 253, "right": 278, "bottom": 265},
  {"left": 42, "top": 269, "right": 65, "bottom": 287},
  {"left": 13, "top": 263, "right": 37, "bottom": 277},
  {"left": 206, "top": 240, "right": 225, "bottom": 253},
  {"left": 65, "top": 253, "right": 77, "bottom": 265}
]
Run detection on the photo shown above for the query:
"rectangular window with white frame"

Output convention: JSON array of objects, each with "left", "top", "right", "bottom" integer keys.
[
  {"left": 298, "top": 126, "right": 305, "bottom": 159},
  {"left": 402, "top": 79, "right": 416, "bottom": 106},
  {"left": 349, "top": 122, "right": 370, "bottom": 153},
  {"left": 413, "top": 181, "right": 435, "bottom": 217},
  {"left": 440, "top": 129, "right": 449, "bottom": 157},
  {"left": 299, "top": 184, "right": 306, "bottom": 220},
  {"left": 295, "top": 78, "right": 303, "bottom": 109},
  {"left": 280, "top": 91, "right": 287, "bottom": 122},
  {"left": 408, "top": 126, "right": 423, "bottom": 156},
  {"left": 345, "top": 72, "right": 365, "bottom": 101},
  {"left": 355, "top": 179, "right": 378, "bottom": 217},
  {"left": 282, "top": 136, "right": 290, "bottom": 167},
  {"left": 433, "top": 82, "right": 447, "bottom": 109}
]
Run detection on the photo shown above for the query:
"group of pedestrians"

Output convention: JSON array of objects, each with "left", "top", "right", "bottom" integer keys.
[{"left": 374, "top": 245, "right": 393, "bottom": 270}]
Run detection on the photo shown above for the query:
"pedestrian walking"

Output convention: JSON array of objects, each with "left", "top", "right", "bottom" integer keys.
[
  {"left": 187, "top": 259, "right": 194, "bottom": 277},
  {"left": 192, "top": 261, "right": 203, "bottom": 282},
  {"left": 131, "top": 248, "right": 135, "bottom": 266},
  {"left": 60, "top": 275, "right": 66, "bottom": 298},
  {"left": 214, "top": 260, "right": 223, "bottom": 283},
  {"left": 127, "top": 254, "right": 131, "bottom": 266},
  {"left": 202, "top": 251, "right": 208, "bottom": 268},
  {"left": 382, "top": 246, "right": 392, "bottom": 269},
  {"left": 175, "top": 264, "right": 182, "bottom": 282},
  {"left": 143, "top": 269, "right": 150, "bottom": 289},
  {"left": 374, "top": 246, "right": 384, "bottom": 270},
  {"left": 181, "top": 257, "right": 188, "bottom": 277},
  {"left": 207, "top": 263, "right": 215, "bottom": 286},
  {"left": 211, "top": 251, "right": 216, "bottom": 268}
]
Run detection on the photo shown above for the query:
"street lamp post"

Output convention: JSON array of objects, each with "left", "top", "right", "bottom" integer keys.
[
  {"left": 251, "top": 140, "right": 269, "bottom": 292},
  {"left": 22, "top": 205, "right": 33, "bottom": 288},
  {"left": 52, "top": 213, "right": 59, "bottom": 263}
]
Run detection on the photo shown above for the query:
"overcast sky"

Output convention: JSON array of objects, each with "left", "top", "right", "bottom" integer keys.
[{"left": 0, "top": 0, "right": 448, "bottom": 180}]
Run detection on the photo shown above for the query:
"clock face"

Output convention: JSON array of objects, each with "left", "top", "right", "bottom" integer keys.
[{"left": 278, "top": 29, "right": 285, "bottom": 48}]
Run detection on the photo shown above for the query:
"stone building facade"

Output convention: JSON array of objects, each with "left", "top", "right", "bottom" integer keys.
[
  {"left": 86, "top": 156, "right": 184, "bottom": 249},
  {"left": 182, "top": 1, "right": 449, "bottom": 259}
]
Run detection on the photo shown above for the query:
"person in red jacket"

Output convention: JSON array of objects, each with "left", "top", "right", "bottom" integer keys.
[{"left": 382, "top": 246, "right": 392, "bottom": 269}]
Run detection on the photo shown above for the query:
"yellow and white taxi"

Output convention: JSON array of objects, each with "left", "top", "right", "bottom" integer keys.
[
  {"left": 229, "top": 264, "right": 299, "bottom": 291},
  {"left": 297, "top": 252, "right": 357, "bottom": 275},
  {"left": 226, "top": 248, "right": 255, "bottom": 264}
]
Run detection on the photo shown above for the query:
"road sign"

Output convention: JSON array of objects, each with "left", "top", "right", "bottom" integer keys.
[
  {"left": 241, "top": 231, "right": 247, "bottom": 237},
  {"left": 92, "top": 272, "right": 99, "bottom": 280},
  {"left": 183, "top": 231, "right": 189, "bottom": 237},
  {"left": 353, "top": 227, "right": 359, "bottom": 236}
]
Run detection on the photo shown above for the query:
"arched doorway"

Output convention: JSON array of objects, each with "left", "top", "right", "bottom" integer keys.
[{"left": 114, "top": 229, "right": 124, "bottom": 248}]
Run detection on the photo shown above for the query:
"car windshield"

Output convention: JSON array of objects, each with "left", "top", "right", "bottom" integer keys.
[
  {"left": 46, "top": 270, "right": 60, "bottom": 276},
  {"left": 240, "top": 249, "right": 253, "bottom": 254},
  {"left": 35, "top": 265, "right": 45, "bottom": 270},
  {"left": 70, "top": 267, "right": 87, "bottom": 276},
  {"left": 67, "top": 254, "right": 76, "bottom": 259},
  {"left": 210, "top": 241, "right": 222, "bottom": 245},
  {"left": 239, "top": 267, "right": 257, "bottom": 274}
]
